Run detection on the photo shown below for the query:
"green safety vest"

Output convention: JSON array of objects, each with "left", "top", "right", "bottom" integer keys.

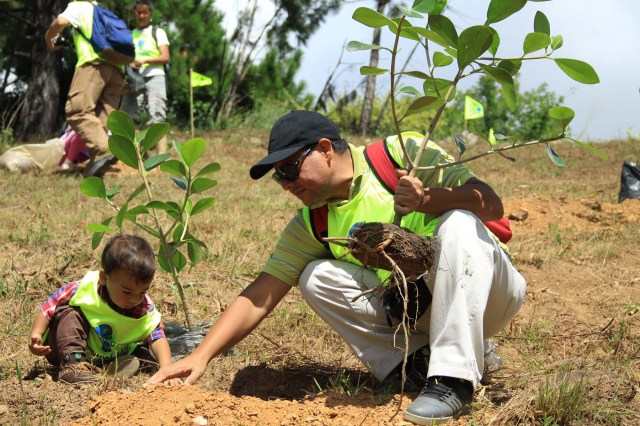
[
  {"left": 301, "top": 137, "right": 440, "bottom": 284},
  {"left": 69, "top": 270, "right": 161, "bottom": 360},
  {"left": 132, "top": 26, "right": 163, "bottom": 72},
  {"left": 71, "top": 1, "right": 102, "bottom": 68}
]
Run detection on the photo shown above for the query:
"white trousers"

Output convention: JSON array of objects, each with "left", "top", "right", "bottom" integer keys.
[{"left": 299, "top": 209, "right": 526, "bottom": 389}]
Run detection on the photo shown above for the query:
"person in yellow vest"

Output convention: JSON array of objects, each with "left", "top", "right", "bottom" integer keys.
[
  {"left": 28, "top": 234, "right": 176, "bottom": 384},
  {"left": 123, "top": 0, "right": 170, "bottom": 153},
  {"left": 45, "top": 0, "right": 123, "bottom": 178},
  {"left": 146, "top": 111, "right": 526, "bottom": 424}
]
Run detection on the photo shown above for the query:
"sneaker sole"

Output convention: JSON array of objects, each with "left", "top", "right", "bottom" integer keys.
[{"left": 403, "top": 411, "right": 452, "bottom": 425}]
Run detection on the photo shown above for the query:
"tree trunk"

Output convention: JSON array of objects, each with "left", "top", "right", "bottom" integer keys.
[
  {"left": 15, "top": 0, "right": 64, "bottom": 141},
  {"left": 359, "top": 0, "right": 389, "bottom": 136}
]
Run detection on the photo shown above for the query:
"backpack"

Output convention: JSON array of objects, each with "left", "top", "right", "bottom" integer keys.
[
  {"left": 151, "top": 26, "right": 171, "bottom": 77},
  {"left": 309, "top": 139, "right": 512, "bottom": 251},
  {"left": 78, "top": 2, "right": 135, "bottom": 66}
]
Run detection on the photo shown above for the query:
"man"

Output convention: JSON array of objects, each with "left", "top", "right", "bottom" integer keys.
[
  {"left": 45, "top": 0, "right": 122, "bottom": 177},
  {"left": 146, "top": 110, "right": 526, "bottom": 424},
  {"left": 123, "top": 0, "right": 170, "bottom": 153}
]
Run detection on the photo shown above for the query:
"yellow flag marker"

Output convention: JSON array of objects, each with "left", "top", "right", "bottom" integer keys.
[{"left": 464, "top": 95, "right": 484, "bottom": 120}]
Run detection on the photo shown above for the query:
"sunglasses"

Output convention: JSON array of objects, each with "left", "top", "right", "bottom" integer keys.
[{"left": 272, "top": 145, "right": 315, "bottom": 183}]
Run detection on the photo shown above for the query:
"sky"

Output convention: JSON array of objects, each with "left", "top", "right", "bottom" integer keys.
[{"left": 217, "top": 0, "right": 640, "bottom": 142}]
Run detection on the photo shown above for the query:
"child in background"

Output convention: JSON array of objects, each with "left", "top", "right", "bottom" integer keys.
[{"left": 28, "top": 234, "right": 175, "bottom": 383}]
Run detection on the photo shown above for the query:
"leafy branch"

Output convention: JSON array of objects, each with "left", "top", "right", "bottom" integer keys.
[{"left": 80, "top": 111, "right": 220, "bottom": 330}]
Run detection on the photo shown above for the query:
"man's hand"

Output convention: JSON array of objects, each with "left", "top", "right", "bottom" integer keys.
[
  {"left": 45, "top": 16, "right": 70, "bottom": 51},
  {"left": 29, "top": 334, "right": 51, "bottom": 356},
  {"left": 144, "top": 353, "right": 208, "bottom": 387},
  {"left": 394, "top": 169, "right": 425, "bottom": 216}
]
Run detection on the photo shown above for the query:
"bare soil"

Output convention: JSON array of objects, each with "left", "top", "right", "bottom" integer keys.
[{"left": 1, "top": 137, "right": 638, "bottom": 425}]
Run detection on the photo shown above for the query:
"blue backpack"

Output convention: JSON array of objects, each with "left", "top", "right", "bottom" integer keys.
[{"left": 78, "top": 2, "right": 135, "bottom": 66}]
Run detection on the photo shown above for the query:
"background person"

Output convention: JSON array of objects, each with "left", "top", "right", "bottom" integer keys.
[
  {"left": 146, "top": 110, "right": 526, "bottom": 424},
  {"left": 45, "top": 0, "right": 122, "bottom": 177},
  {"left": 123, "top": 0, "right": 170, "bottom": 153},
  {"left": 28, "top": 234, "right": 176, "bottom": 384}
]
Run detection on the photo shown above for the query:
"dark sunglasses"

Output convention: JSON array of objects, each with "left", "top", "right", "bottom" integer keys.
[{"left": 272, "top": 145, "right": 315, "bottom": 183}]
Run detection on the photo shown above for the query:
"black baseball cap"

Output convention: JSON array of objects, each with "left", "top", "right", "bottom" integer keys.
[{"left": 249, "top": 110, "right": 341, "bottom": 180}]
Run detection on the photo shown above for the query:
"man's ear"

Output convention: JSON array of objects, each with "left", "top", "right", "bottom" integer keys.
[
  {"left": 98, "top": 270, "right": 107, "bottom": 286},
  {"left": 316, "top": 138, "right": 333, "bottom": 158}
]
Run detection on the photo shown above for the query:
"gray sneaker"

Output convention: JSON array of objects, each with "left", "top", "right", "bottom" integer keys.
[{"left": 403, "top": 376, "right": 473, "bottom": 424}]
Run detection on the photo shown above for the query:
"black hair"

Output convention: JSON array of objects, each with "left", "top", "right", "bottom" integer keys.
[
  {"left": 101, "top": 234, "right": 155, "bottom": 283},
  {"left": 133, "top": 0, "right": 152, "bottom": 10},
  {"left": 331, "top": 139, "right": 349, "bottom": 155}
]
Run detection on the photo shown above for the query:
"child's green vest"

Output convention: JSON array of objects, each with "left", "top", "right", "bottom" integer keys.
[{"left": 69, "top": 270, "right": 161, "bottom": 360}]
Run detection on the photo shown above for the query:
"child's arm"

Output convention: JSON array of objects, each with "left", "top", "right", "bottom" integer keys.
[
  {"left": 29, "top": 310, "right": 51, "bottom": 356},
  {"left": 149, "top": 337, "right": 173, "bottom": 368}
]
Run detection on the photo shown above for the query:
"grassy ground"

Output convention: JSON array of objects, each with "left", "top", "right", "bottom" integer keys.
[{"left": 0, "top": 130, "right": 639, "bottom": 425}]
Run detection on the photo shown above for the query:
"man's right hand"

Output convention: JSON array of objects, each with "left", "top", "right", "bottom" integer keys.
[{"left": 144, "top": 353, "right": 208, "bottom": 387}]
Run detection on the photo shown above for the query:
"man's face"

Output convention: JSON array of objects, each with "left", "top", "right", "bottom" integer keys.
[{"left": 133, "top": 4, "right": 151, "bottom": 29}]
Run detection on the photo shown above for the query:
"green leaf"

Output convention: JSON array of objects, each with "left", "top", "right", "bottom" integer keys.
[
  {"left": 87, "top": 223, "right": 115, "bottom": 233},
  {"left": 184, "top": 199, "right": 193, "bottom": 215},
  {"left": 191, "top": 177, "right": 217, "bottom": 194},
  {"left": 553, "top": 58, "right": 599, "bottom": 84},
  {"left": 143, "top": 153, "right": 171, "bottom": 171},
  {"left": 135, "top": 128, "right": 148, "bottom": 145},
  {"left": 428, "top": 15, "right": 458, "bottom": 47},
  {"left": 127, "top": 183, "right": 146, "bottom": 203},
  {"left": 488, "top": 27, "right": 500, "bottom": 56},
  {"left": 523, "top": 32, "right": 550, "bottom": 54},
  {"left": 352, "top": 7, "right": 392, "bottom": 28},
  {"left": 454, "top": 134, "right": 467, "bottom": 158},
  {"left": 173, "top": 249, "right": 187, "bottom": 273},
  {"left": 501, "top": 85, "right": 517, "bottom": 111},
  {"left": 479, "top": 64, "right": 514, "bottom": 89},
  {"left": 413, "top": 27, "right": 449, "bottom": 48},
  {"left": 396, "top": 22, "right": 421, "bottom": 42},
  {"left": 534, "top": 11, "right": 550, "bottom": 35},
  {"left": 106, "top": 188, "right": 120, "bottom": 200},
  {"left": 125, "top": 205, "right": 149, "bottom": 218},
  {"left": 81, "top": 177, "right": 107, "bottom": 198},
  {"left": 170, "top": 176, "right": 188, "bottom": 190},
  {"left": 115, "top": 203, "right": 127, "bottom": 229},
  {"left": 107, "top": 110, "right": 135, "bottom": 141},
  {"left": 402, "top": 96, "right": 444, "bottom": 119},
  {"left": 397, "top": 4, "right": 423, "bottom": 18},
  {"left": 109, "top": 134, "right": 139, "bottom": 169},
  {"left": 422, "top": 78, "right": 455, "bottom": 99},
  {"left": 497, "top": 59, "right": 522, "bottom": 76},
  {"left": 433, "top": 51, "right": 453, "bottom": 67},
  {"left": 457, "top": 26, "right": 493, "bottom": 69},
  {"left": 346, "top": 41, "right": 389, "bottom": 52},
  {"left": 160, "top": 159, "right": 187, "bottom": 177},
  {"left": 195, "top": 162, "right": 221, "bottom": 178},
  {"left": 567, "top": 137, "right": 609, "bottom": 160},
  {"left": 360, "top": 66, "right": 388, "bottom": 76},
  {"left": 142, "top": 122, "right": 170, "bottom": 151},
  {"left": 550, "top": 35, "right": 563, "bottom": 50},
  {"left": 398, "top": 86, "right": 422, "bottom": 96},
  {"left": 444, "top": 48, "right": 457, "bottom": 58},
  {"left": 187, "top": 240, "right": 206, "bottom": 266},
  {"left": 400, "top": 71, "right": 430, "bottom": 80},
  {"left": 181, "top": 138, "right": 206, "bottom": 168},
  {"left": 412, "top": 0, "right": 436, "bottom": 13},
  {"left": 487, "top": 0, "right": 527, "bottom": 24},
  {"left": 90, "top": 217, "right": 113, "bottom": 250},
  {"left": 545, "top": 144, "right": 565, "bottom": 168},
  {"left": 147, "top": 201, "right": 179, "bottom": 212},
  {"left": 548, "top": 106, "right": 575, "bottom": 130},
  {"left": 191, "top": 197, "right": 216, "bottom": 215}
]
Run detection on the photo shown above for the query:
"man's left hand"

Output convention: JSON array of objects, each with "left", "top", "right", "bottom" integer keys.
[{"left": 394, "top": 169, "right": 424, "bottom": 216}]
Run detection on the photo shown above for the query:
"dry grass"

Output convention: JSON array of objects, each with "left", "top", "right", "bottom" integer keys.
[{"left": 0, "top": 131, "right": 639, "bottom": 425}]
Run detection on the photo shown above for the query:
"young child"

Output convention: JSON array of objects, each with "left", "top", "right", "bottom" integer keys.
[{"left": 28, "top": 234, "right": 173, "bottom": 383}]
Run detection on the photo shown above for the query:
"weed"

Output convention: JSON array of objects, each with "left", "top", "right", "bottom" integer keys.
[
  {"left": 534, "top": 371, "right": 589, "bottom": 424},
  {"left": 313, "top": 369, "right": 367, "bottom": 396}
]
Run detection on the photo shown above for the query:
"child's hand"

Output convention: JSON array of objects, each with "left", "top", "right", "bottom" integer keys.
[{"left": 29, "top": 335, "right": 51, "bottom": 356}]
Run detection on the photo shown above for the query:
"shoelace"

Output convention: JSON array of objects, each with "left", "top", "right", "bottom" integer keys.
[{"left": 419, "top": 378, "right": 460, "bottom": 400}]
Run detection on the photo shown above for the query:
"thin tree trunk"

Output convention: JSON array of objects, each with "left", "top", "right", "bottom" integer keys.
[
  {"left": 15, "top": 0, "right": 64, "bottom": 140},
  {"left": 359, "top": 0, "right": 389, "bottom": 136}
]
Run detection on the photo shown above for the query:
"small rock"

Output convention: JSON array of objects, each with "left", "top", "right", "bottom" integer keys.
[
  {"left": 508, "top": 210, "right": 528, "bottom": 221},
  {"left": 280, "top": 421, "right": 289, "bottom": 426},
  {"left": 0, "top": 405, "right": 8, "bottom": 415},
  {"left": 192, "top": 416, "right": 208, "bottom": 425},
  {"left": 185, "top": 403, "right": 196, "bottom": 414}
]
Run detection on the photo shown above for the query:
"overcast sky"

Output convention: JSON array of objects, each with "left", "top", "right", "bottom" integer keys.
[{"left": 218, "top": 0, "right": 639, "bottom": 141}]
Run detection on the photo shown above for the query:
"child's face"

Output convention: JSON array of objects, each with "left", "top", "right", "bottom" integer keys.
[
  {"left": 133, "top": 4, "right": 151, "bottom": 28},
  {"left": 99, "top": 269, "right": 152, "bottom": 310}
]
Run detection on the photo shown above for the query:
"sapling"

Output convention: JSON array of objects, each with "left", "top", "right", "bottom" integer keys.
[{"left": 81, "top": 111, "right": 220, "bottom": 330}]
